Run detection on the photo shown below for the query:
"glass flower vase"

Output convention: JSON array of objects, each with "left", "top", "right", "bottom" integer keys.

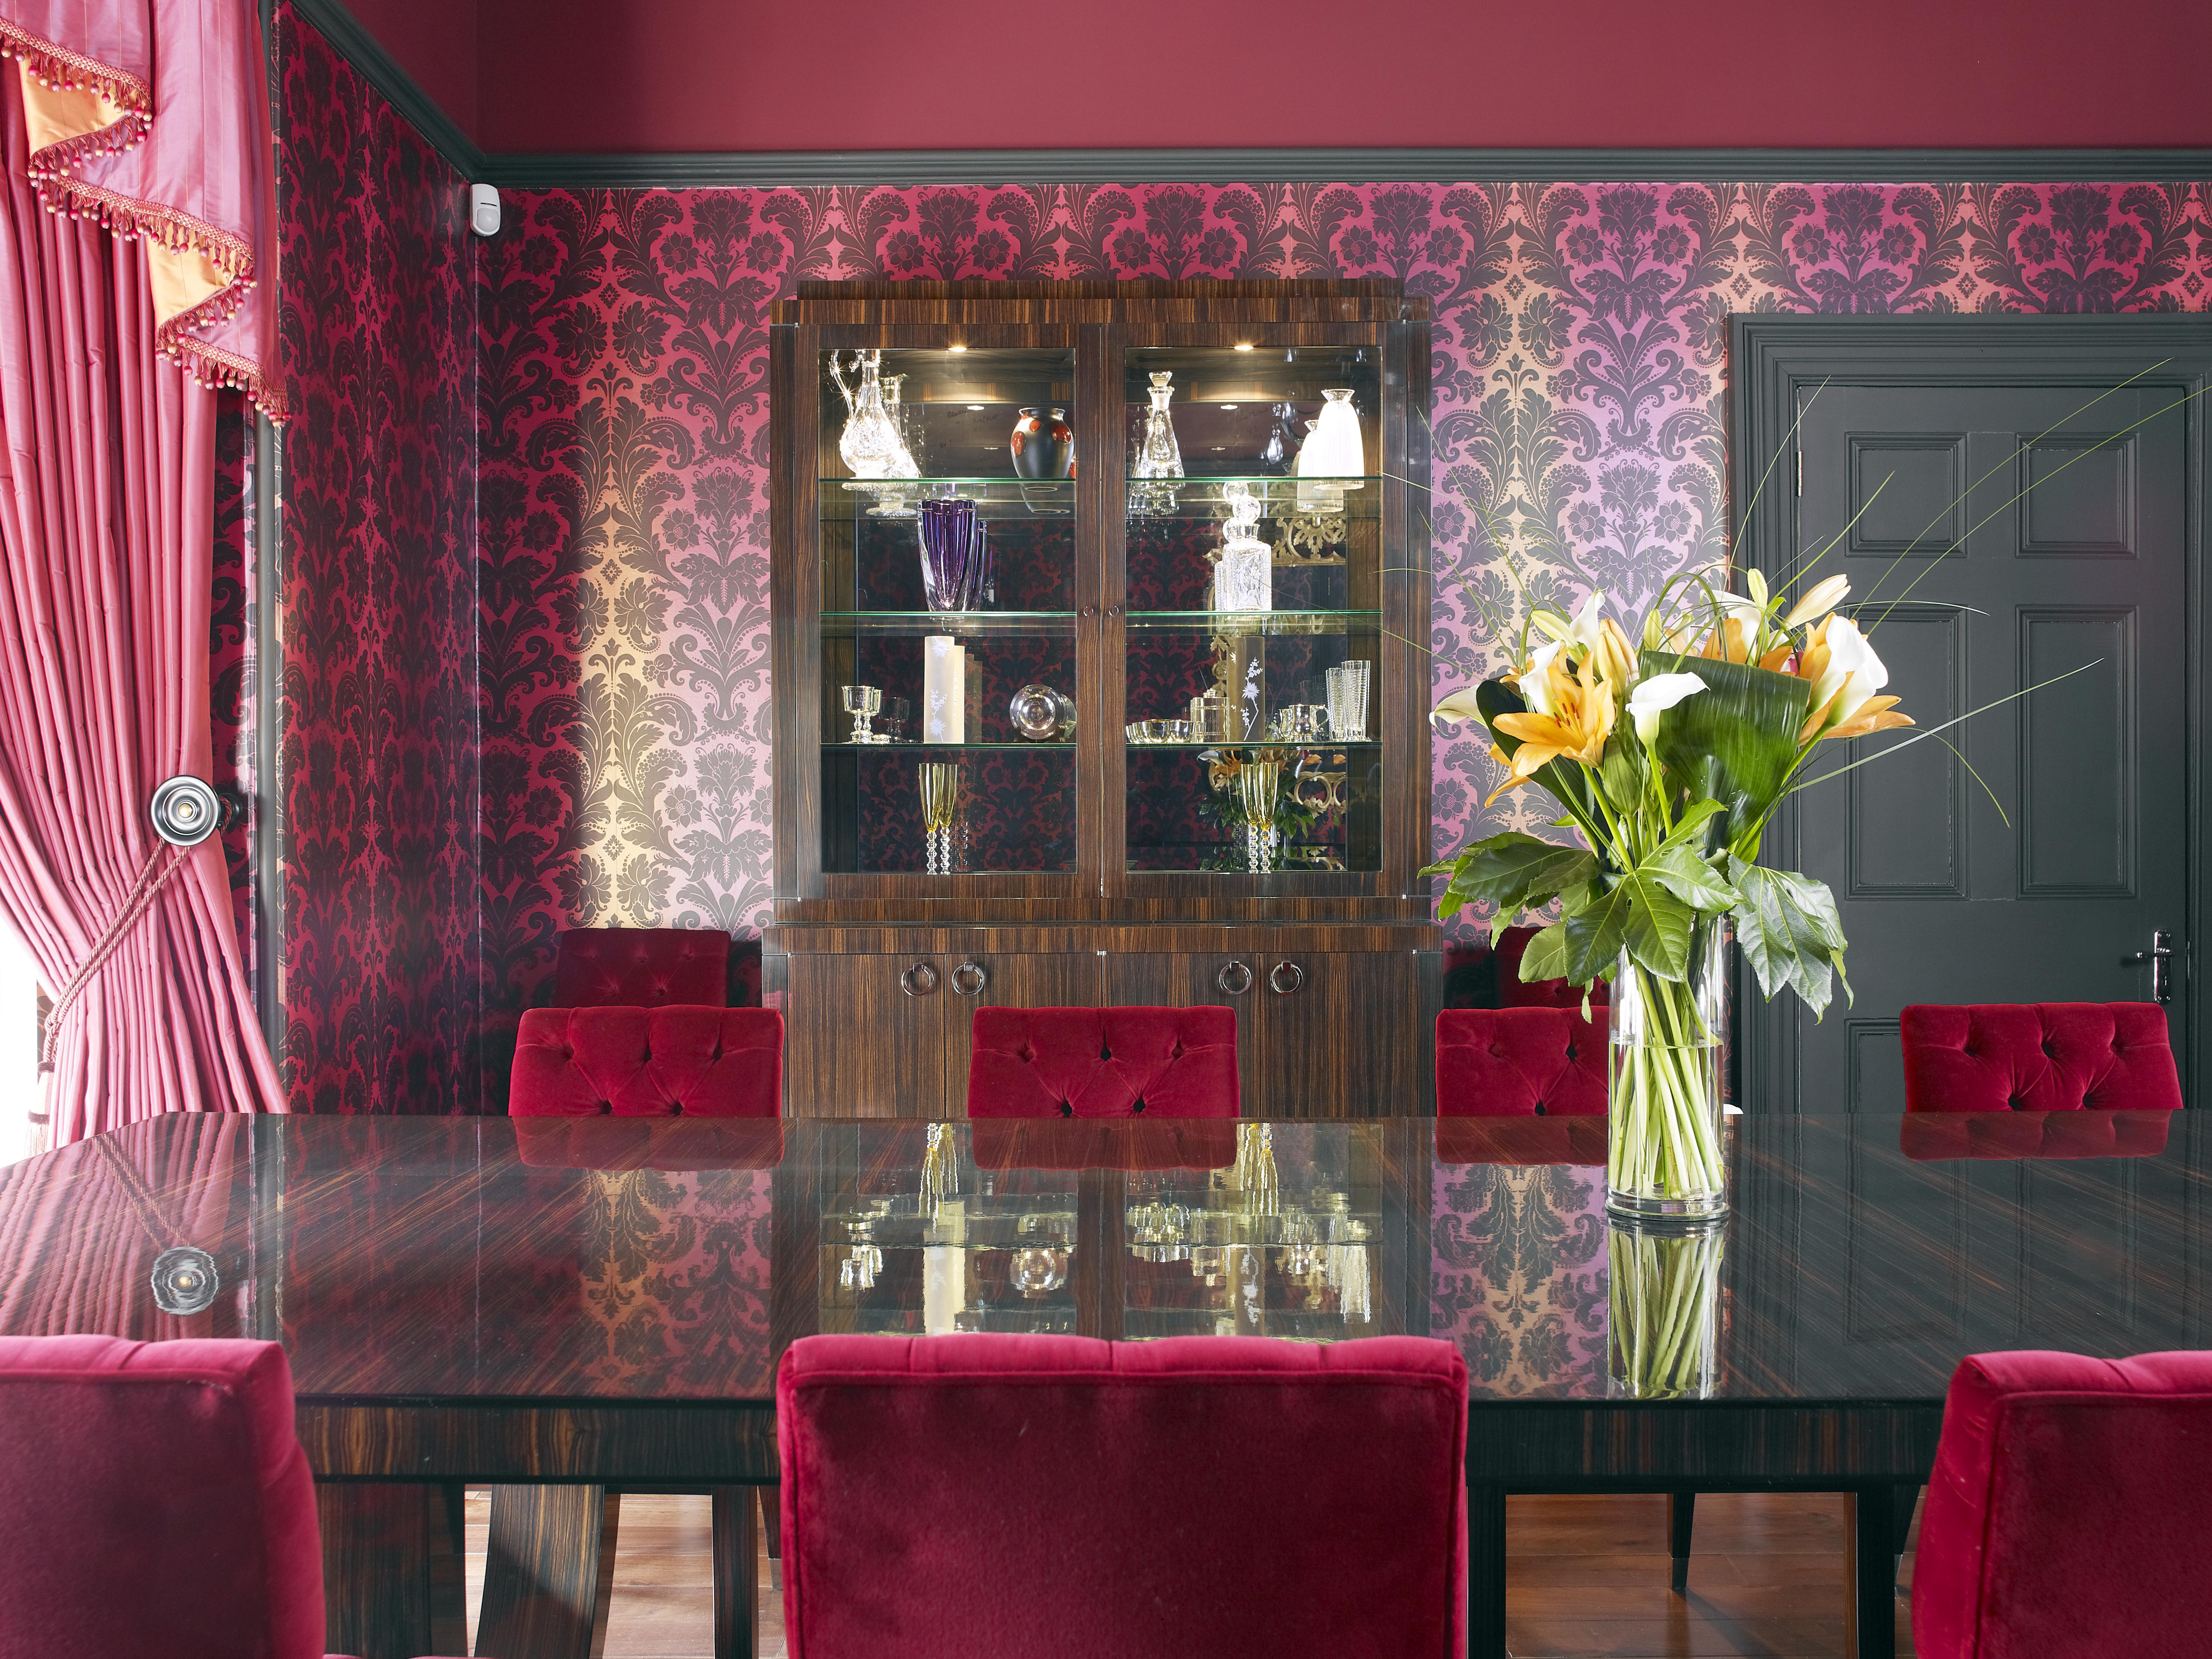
[
  {"left": 1606, "top": 1218, "right": 1723, "bottom": 1399},
  {"left": 1607, "top": 915, "right": 1729, "bottom": 1220}
]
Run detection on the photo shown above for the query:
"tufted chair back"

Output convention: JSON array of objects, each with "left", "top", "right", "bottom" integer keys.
[
  {"left": 0, "top": 1336, "right": 326, "bottom": 1659},
  {"left": 553, "top": 927, "right": 729, "bottom": 1009},
  {"left": 1435, "top": 1007, "right": 1609, "bottom": 1117},
  {"left": 778, "top": 1332, "right": 1468, "bottom": 1659},
  {"left": 966, "top": 1007, "right": 1238, "bottom": 1119},
  {"left": 511, "top": 1007, "right": 783, "bottom": 1118},
  {"left": 1913, "top": 1350, "right": 2212, "bottom": 1659},
  {"left": 1900, "top": 1002, "right": 2183, "bottom": 1113}
]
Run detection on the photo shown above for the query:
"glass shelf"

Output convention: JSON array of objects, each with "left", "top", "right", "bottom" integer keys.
[
  {"left": 821, "top": 610, "right": 1076, "bottom": 638},
  {"left": 1123, "top": 475, "right": 1382, "bottom": 519},
  {"left": 1125, "top": 610, "right": 1380, "bottom": 635},
  {"left": 820, "top": 478, "right": 1075, "bottom": 520},
  {"left": 1123, "top": 741, "right": 1379, "bottom": 752},
  {"left": 824, "top": 741, "right": 1075, "bottom": 751}
]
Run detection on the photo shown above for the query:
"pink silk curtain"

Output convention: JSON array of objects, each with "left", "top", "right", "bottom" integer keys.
[
  {"left": 0, "top": 0, "right": 281, "bottom": 411},
  {"left": 0, "top": 64, "right": 280, "bottom": 1140}
]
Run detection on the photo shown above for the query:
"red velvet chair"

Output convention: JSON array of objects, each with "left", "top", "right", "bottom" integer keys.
[
  {"left": 966, "top": 1006, "right": 1239, "bottom": 1118},
  {"left": 777, "top": 1332, "right": 1468, "bottom": 1659},
  {"left": 510, "top": 1006, "right": 783, "bottom": 1118},
  {"left": 1914, "top": 1349, "right": 2212, "bottom": 1658},
  {"left": 505, "top": 1001, "right": 784, "bottom": 1644},
  {"left": 552, "top": 925, "right": 730, "bottom": 1008},
  {"left": 1435, "top": 1007, "right": 1609, "bottom": 1118},
  {"left": 1901, "top": 1002, "right": 2184, "bottom": 1113},
  {"left": 0, "top": 1334, "right": 456, "bottom": 1659}
]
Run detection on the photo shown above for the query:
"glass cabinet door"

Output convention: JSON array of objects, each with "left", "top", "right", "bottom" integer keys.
[
  {"left": 816, "top": 347, "right": 1079, "bottom": 877},
  {"left": 1120, "top": 345, "right": 1384, "bottom": 876}
]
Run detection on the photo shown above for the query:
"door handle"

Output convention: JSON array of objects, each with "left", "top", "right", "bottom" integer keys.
[
  {"left": 2130, "top": 930, "right": 2175, "bottom": 1004},
  {"left": 951, "top": 960, "right": 990, "bottom": 996},
  {"left": 900, "top": 962, "right": 939, "bottom": 997}
]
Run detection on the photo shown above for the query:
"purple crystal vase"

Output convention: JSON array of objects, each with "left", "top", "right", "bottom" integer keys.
[{"left": 917, "top": 497, "right": 989, "bottom": 613}]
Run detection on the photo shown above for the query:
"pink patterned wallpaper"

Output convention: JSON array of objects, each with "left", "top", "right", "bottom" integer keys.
[{"left": 476, "top": 181, "right": 2212, "bottom": 1038}]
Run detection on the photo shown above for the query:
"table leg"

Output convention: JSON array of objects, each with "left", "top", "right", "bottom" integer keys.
[
  {"left": 1844, "top": 1486, "right": 1901, "bottom": 1659},
  {"left": 317, "top": 1483, "right": 465, "bottom": 1659},
  {"left": 712, "top": 1488, "right": 761, "bottom": 1659},
  {"left": 1667, "top": 1491, "right": 1695, "bottom": 1594},
  {"left": 477, "top": 1486, "right": 620, "bottom": 1659},
  {"left": 1468, "top": 1482, "right": 1508, "bottom": 1659}
]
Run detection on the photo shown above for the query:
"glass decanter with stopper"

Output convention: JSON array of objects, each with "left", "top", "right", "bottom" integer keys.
[
  {"left": 829, "top": 350, "right": 917, "bottom": 480},
  {"left": 1211, "top": 481, "right": 1272, "bottom": 613},
  {"left": 1131, "top": 370, "right": 1184, "bottom": 516}
]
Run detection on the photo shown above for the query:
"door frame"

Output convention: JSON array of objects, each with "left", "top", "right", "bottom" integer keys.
[{"left": 1729, "top": 315, "right": 2212, "bottom": 1110}]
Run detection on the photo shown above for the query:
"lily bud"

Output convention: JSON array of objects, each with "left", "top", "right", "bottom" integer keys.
[{"left": 1783, "top": 573, "right": 1850, "bottom": 630}]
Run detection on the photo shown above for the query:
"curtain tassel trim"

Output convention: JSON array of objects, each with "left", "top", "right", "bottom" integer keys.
[
  {"left": 39, "top": 841, "right": 188, "bottom": 1072},
  {"left": 0, "top": 29, "right": 284, "bottom": 420}
]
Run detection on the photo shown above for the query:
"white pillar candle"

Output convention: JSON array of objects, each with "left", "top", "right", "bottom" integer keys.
[{"left": 923, "top": 635, "right": 965, "bottom": 744}]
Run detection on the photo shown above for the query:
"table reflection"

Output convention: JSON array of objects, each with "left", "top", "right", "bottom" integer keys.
[{"left": 0, "top": 1109, "right": 2202, "bottom": 1411}]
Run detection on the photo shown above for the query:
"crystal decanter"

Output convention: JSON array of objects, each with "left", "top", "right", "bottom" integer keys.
[
  {"left": 1212, "top": 481, "right": 1272, "bottom": 613},
  {"left": 1132, "top": 370, "right": 1184, "bottom": 516},
  {"left": 830, "top": 350, "right": 915, "bottom": 480}
]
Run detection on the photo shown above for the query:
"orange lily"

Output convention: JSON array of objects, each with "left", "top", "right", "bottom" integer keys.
[
  {"left": 1485, "top": 652, "right": 1615, "bottom": 805},
  {"left": 1823, "top": 695, "right": 1913, "bottom": 743}
]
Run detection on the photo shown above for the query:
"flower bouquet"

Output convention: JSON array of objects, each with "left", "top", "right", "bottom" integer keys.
[{"left": 1427, "top": 571, "right": 1907, "bottom": 1218}]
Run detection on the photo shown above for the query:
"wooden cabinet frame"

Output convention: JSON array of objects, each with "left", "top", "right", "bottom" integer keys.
[{"left": 769, "top": 282, "right": 1440, "bottom": 1116}]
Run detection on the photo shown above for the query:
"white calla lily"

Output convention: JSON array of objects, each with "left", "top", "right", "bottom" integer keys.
[
  {"left": 1518, "top": 638, "right": 1565, "bottom": 715},
  {"left": 1565, "top": 590, "right": 1610, "bottom": 657},
  {"left": 1626, "top": 672, "right": 1707, "bottom": 743},
  {"left": 1809, "top": 615, "right": 1888, "bottom": 728},
  {"left": 1429, "top": 686, "right": 1486, "bottom": 730}
]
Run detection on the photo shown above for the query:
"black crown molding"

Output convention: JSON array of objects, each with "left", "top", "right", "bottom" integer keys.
[
  {"left": 285, "top": 0, "right": 487, "bottom": 179},
  {"left": 476, "top": 147, "right": 2212, "bottom": 191},
  {"left": 285, "top": 4, "right": 2212, "bottom": 193}
]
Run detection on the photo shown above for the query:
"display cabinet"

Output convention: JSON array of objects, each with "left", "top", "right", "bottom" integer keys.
[{"left": 769, "top": 282, "right": 1440, "bottom": 1117}]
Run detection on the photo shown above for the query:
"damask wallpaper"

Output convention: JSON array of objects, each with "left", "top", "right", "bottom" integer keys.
[
  {"left": 274, "top": 10, "right": 2212, "bottom": 1111},
  {"left": 476, "top": 181, "right": 2212, "bottom": 1044},
  {"left": 277, "top": 3, "right": 479, "bottom": 1114}
]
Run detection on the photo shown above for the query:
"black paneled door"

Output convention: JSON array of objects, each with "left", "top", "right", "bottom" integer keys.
[{"left": 1785, "top": 380, "right": 2187, "bottom": 1112}]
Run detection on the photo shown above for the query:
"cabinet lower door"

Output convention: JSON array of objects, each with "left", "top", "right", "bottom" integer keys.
[
  {"left": 1257, "top": 952, "right": 1422, "bottom": 1118},
  {"left": 785, "top": 954, "right": 946, "bottom": 1116},
  {"left": 1103, "top": 952, "right": 1262, "bottom": 1110},
  {"left": 942, "top": 953, "right": 1104, "bottom": 1113}
]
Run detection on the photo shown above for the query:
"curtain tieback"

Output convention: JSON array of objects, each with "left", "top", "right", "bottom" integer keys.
[{"left": 40, "top": 843, "right": 189, "bottom": 1070}]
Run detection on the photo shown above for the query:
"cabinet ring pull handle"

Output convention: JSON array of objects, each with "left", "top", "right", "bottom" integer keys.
[
  {"left": 951, "top": 960, "right": 989, "bottom": 996},
  {"left": 1268, "top": 961, "right": 1305, "bottom": 996},
  {"left": 901, "top": 962, "right": 939, "bottom": 997},
  {"left": 1215, "top": 960, "right": 1254, "bottom": 996}
]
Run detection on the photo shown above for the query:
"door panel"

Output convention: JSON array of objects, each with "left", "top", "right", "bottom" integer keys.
[
  {"left": 1103, "top": 951, "right": 1261, "bottom": 1109},
  {"left": 1788, "top": 384, "right": 2187, "bottom": 1110},
  {"left": 942, "top": 952, "right": 1105, "bottom": 1113},
  {"left": 785, "top": 954, "right": 945, "bottom": 1117},
  {"left": 1256, "top": 953, "right": 1421, "bottom": 1118}
]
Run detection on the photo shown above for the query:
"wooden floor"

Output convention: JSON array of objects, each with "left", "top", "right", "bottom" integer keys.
[{"left": 462, "top": 1490, "right": 1916, "bottom": 1659}]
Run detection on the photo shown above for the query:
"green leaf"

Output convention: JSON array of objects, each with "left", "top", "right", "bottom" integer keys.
[
  {"left": 1643, "top": 843, "right": 1738, "bottom": 912},
  {"left": 1658, "top": 798, "right": 1727, "bottom": 851},
  {"left": 1424, "top": 832, "right": 1599, "bottom": 929},
  {"left": 1558, "top": 873, "right": 1693, "bottom": 983},
  {"left": 1643, "top": 650, "right": 1813, "bottom": 851},
  {"left": 1518, "top": 920, "right": 1570, "bottom": 982},
  {"left": 1728, "top": 857, "right": 1851, "bottom": 1019}
]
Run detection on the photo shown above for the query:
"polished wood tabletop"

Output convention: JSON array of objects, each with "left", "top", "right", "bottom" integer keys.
[{"left": 0, "top": 1106, "right": 2200, "bottom": 1659}]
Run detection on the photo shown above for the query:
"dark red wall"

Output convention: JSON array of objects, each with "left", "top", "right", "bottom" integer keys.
[
  {"left": 366, "top": 0, "right": 2212, "bottom": 154},
  {"left": 339, "top": 0, "right": 477, "bottom": 140}
]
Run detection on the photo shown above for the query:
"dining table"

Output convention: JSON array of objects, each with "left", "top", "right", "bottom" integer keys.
[{"left": 0, "top": 1105, "right": 2202, "bottom": 1659}]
